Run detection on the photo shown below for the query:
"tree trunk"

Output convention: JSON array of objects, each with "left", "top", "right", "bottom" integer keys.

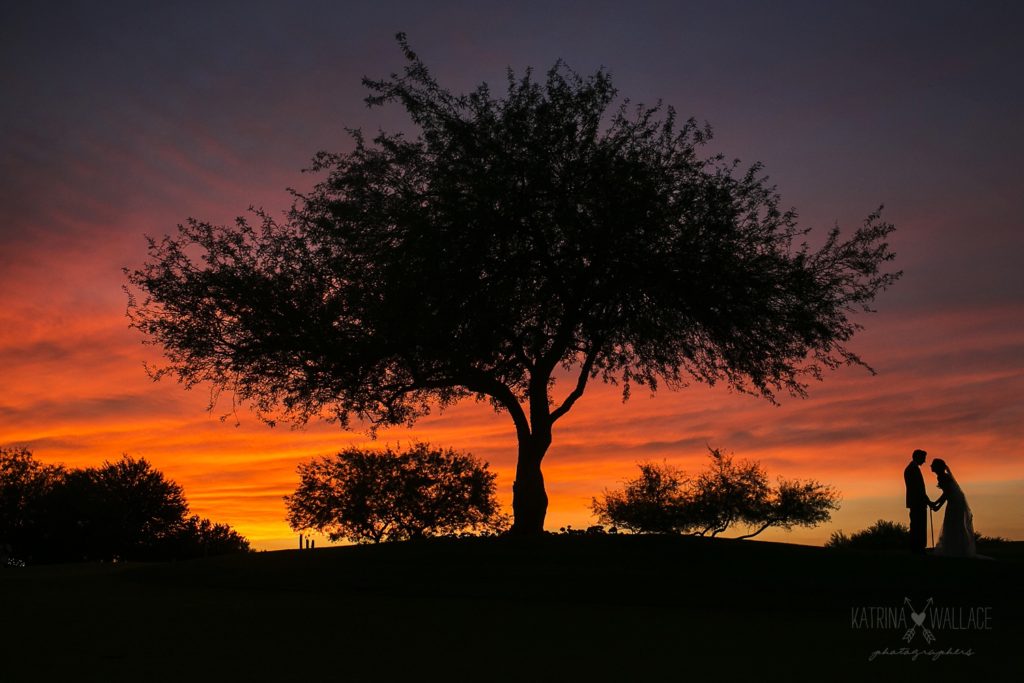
[{"left": 510, "top": 434, "right": 550, "bottom": 535}]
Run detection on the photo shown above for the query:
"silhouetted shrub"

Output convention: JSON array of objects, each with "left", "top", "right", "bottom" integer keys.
[
  {"left": 591, "top": 462, "right": 690, "bottom": 534},
  {"left": 827, "top": 522, "right": 1015, "bottom": 553},
  {"left": 593, "top": 448, "right": 839, "bottom": 539},
  {"left": 160, "top": 515, "right": 251, "bottom": 558},
  {"left": 556, "top": 525, "right": 612, "bottom": 536},
  {"left": 681, "top": 450, "right": 773, "bottom": 536},
  {"left": 285, "top": 443, "right": 508, "bottom": 543},
  {"left": 975, "top": 533, "right": 1010, "bottom": 545},
  {"left": 825, "top": 519, "right": 909, "bottom": 550}
]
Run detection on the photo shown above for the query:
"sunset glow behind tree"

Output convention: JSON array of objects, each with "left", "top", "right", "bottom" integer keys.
[{"left": 2, "top": 2, "right": 1022, "bottom": 548}]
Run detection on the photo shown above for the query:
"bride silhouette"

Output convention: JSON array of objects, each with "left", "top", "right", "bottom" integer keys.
[{"left": 929, "top": 458, "right": 977, "bottom": 557}]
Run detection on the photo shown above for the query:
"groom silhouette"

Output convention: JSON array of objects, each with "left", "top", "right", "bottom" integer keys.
[{"left": 904, "top": 449, "right": 933, "bottom": 554}]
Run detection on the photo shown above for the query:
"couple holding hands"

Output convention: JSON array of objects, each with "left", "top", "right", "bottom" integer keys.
[{"left": 904, "top": 448, "right": 979, "bottom": 557}]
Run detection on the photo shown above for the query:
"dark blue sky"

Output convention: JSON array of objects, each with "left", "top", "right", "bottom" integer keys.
[{"left": 3, "top": 1, "right": 1022, "bottom": 309}]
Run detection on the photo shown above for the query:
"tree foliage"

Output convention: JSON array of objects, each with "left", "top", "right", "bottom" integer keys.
[
  {"left": 746, "top": 477, "right": 841, "bottom": 539},
  {"left": 126, "top": 34, "right": 900, "bottom": 533},
  {"left": 284, "top": 443, "right": 507, "bottom": 543},
  {"left": 0, "top": 447, "right": 64, "bottom": 555},
  {"left": 592, "top": 448, "right": 840, "bottom": 538},
  {"left": 588, "top": 462, "right": 690, "bottom": 534},
  {"left": 0, "top": 449, "right": 249, "bottom": 563},
  {"left": 58, "top": 456, "right": 190, "bottom": 560},
  {"left": 163, "top": 515, "right": 251, "bottom": 558},
  {"left": 684, "top": 449, "right": 772, "bottom": 536}
]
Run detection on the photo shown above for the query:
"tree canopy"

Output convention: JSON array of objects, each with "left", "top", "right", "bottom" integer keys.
[
  {"left": 0, "top": 447, "right": 64, "bottom": 556},
  {"left": 588, "top": 461, "right": 690, "bottom": 535},
  {"left": 73, "top": 456, "right": 189, "bottom": 557},
  {"left": 284, "top": 443, "right": 505, "bottom": 543},
  {"left": 126, "top": 34, "right": 900, "bottom": 533},
  {"left": 0, "top": 449, "right": 249, "bottom": 563}
]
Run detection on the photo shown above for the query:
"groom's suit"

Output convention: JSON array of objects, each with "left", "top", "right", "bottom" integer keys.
[{"left": 904, "top": 462, "right": 929, "bottom": 553}]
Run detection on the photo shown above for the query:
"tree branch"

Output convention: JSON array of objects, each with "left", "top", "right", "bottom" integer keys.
[
  {"left": 499, "top": 325, "right": 536, "bottom": 373},
  {"left": 462, "top": 371, "right": 531, "bottom": 442},
  {"left": 534, "top": 313, "right": 577, "bottom": 379},
  {"left": 734, "top": 520, "right": 773, "bottom": 540},
  {"left": 550, "top": 344, "right": 600, "bottom": 423},
  {"left": 378, "top": 372, "right": 530, "bottom": 441}
]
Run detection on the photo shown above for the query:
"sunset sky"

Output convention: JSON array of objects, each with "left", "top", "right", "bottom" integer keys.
[{"left": 2, "top": 2, "right": 1022, "bottom": 549}]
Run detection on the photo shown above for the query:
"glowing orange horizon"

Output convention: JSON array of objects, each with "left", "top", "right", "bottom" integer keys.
[
  {"left": 4, "top": 2, "right": 1022, "bottom": 552},
  {"left": 3, "top": 264, "right": 1022, "bottom": 549}
]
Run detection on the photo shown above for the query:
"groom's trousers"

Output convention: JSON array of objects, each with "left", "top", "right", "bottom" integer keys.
[{"left": 909, "top": 505, "right": 927, "bottom": 553}]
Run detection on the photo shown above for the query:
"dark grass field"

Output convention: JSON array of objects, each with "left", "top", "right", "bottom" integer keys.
[{"left": 2, "top": 536, "right": 1019, "bottom": 681}]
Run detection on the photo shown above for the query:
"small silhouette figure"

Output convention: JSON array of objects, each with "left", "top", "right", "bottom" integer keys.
[{"left": 903, "top": 449, "right": 932, "bottom": 554}]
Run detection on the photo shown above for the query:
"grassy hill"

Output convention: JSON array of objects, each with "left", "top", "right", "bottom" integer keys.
[{"left": 2, "top": 535, "right": 1019, "bottom": 681}]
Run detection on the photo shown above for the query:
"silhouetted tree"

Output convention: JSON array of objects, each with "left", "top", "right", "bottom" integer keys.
[
  {"left": 593, "top": 448, "right": 839, "bottom": 538},
  {"left": 78, "top": 458, "right": 190, "bottom": 561},
  {"left": 285, "top": 443, "right": 506, "bottom": 543},
  {"left": 735, "top": 477, "right": 840, "bottom": 539},
  {"left": 590, "top": 462, "right": 690, "bottom": 534},
  {"left": 1, "top": 449, "right": 249, "bottom": 563},
  {"left": 683, "top": 449, "right": 772, "bottom": 536},
  {"left": 126, "top": 34, "right": 900, "bottom": 534},
  {"left": 45, "top": 456, "right": 189, "bottom": 561},
  {"left": 0, "top": 447, "right": 64, "bottom": 559}
]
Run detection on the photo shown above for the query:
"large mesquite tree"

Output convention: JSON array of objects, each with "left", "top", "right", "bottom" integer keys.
[{"left": 126, "top": 35, "right": 900, "bottom": 534}]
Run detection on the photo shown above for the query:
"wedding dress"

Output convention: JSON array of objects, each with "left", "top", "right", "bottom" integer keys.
[{"left": 933, "top": 472, "right": 977, "bottom": 557}]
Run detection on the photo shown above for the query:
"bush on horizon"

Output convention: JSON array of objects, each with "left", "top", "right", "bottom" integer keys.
[
  {"left": 826, "top": 519, "right": 909, "bottom": 550},
  {"left": 827, "top": 518, "right": 1013, "bottom": 551}
]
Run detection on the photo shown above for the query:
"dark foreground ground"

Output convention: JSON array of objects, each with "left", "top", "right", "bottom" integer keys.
[{"left": 1, "top": 536, "right": 1020, "bottom": 682}]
